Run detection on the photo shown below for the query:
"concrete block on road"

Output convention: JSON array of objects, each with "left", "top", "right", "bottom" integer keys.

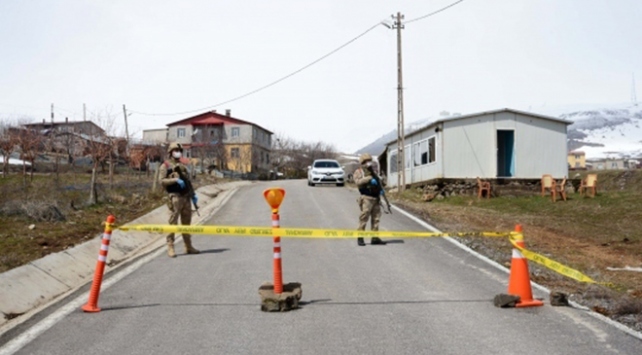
[{"left": 259, "top": 282, "right": 302, "bottom": 312}]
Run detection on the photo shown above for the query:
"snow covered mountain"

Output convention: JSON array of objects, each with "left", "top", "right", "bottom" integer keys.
[
  {"left": 532, "top": 103, "right": 642, "bottom": 159},
  {"left": 356, "top": 104, "right": 642, "bottom": 160}
]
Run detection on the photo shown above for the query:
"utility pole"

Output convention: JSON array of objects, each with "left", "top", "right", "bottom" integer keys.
[
  {"left": 50, "top": 103, "right": 58, "bottom": 177},
  {"left": 83, "top": 103, "right": 86, "bottom": 121},
  {"left": 392, "top": 12, "right": 406, "bottom": 193},
  {"left": 123, "top": 104, "right": 130, "bottom": 155}
]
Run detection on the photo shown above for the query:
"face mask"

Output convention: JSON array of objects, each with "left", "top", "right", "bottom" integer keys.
[{"left": 172, "top": 151, "right": 182, "bottom": 159}]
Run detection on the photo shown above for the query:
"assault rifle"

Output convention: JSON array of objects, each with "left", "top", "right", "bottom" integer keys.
[
  {"left": 174, "top": 167, "right": 200, "bottom": 216},
  {"left": 367, "top": 166, "right": 392, "bottom": 214}
]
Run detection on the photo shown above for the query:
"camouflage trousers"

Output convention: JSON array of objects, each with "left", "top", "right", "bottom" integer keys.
[
  {"left": 166, "top": 193, "right": 192, "bottom": 243},
  {"left": 357, "top": 195, "right": 381, "bottom": 231}
]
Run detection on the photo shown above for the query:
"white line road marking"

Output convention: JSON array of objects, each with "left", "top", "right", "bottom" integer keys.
[{"left": 0, "top": 247, "right": 165, "bottom": 355}]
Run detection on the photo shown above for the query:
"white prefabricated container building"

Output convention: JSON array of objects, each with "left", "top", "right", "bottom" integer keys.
[{"left": 385, "top": 108, "right": 572, "bottom": 187}]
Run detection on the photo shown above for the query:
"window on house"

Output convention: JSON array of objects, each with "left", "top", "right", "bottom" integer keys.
[
  {"left": 428, "top": 137, "right": 436, "bottom": 163},
  {"left": 232, "top": 127, "right": 240, "bottom": 137},
  {"left": 390, "top": 150, "right": 398, "bottom": 173},
  {"left": 177, "top": 128, "right": 186, "bottom": 138},
  {"left": 575, "top": 155, "right": 581, "bottom": 160},
  {"left": 575, "top": 162, "right": 580, "bottom": 168},
  {"left": 414, "top": 140, "right": 428, "bottom": 166},
  {"left": 266, "top": 154, "right": 270, "bottom": 164},
  {"left": 260, "top": 151, "right": 264, "bottom": 163},
  {"left": 231, "top": 147, "right": 240, "bottom": 158}
]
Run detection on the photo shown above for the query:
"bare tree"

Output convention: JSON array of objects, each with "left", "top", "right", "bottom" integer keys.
[
  {"left": 0, "top": 120, "right": 19, "bottom": 178},
  {"left": 84, "top": 108, "right": 119, "bottom": 204},
  {"left": 270, "top": 133, "right": 289, "bottom": 173},
  {"left": 271, "top": 135, "right": 337, "bottom": 179},
  {"left": 57, "top": 130, "right": 83, "bottom": 169},
  {"left": 15, "top": 127, "right": 42, "bottom": 185}
]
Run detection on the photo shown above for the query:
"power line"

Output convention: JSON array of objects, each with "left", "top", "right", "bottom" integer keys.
[
  {"left": 129, "top": 20, "right": 387, "bottom": 117},
  {"left": 404, "top": 0, "right": 466, "bottom": 25}
]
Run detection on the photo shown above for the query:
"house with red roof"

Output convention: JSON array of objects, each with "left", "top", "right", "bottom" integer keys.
[{"left": 143, "top": 109, "right": 273, "bottom": 174}]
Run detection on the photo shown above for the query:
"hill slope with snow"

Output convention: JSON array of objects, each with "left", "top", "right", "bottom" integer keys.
[{"left": 533, "top": 104, "right": 642, "bottom": 159}]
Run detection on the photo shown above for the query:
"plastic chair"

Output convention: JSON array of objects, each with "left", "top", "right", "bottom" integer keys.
[
  {"left": 477, "top": 177, "right": 491, "bottom": 199},
  {"left": 579, "top": 174, "right": 598, "bottom": 198},
  {"left": 553, "top": 177, "right": 567, "bottom": 202},
  {"left": 541, "top": 174, "right": 555, "bottom": 197}
]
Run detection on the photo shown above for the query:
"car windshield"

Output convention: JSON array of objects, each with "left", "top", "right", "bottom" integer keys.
[{"left": 314, "top": 161, "right": 340, "bottom": 168}]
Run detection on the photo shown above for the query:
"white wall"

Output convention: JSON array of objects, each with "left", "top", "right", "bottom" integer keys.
[{"left": 385, "top": 110, "right": 570, "bottom": 186}]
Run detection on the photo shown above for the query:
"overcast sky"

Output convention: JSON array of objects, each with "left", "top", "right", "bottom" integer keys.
[{"left": 1, "top": 0, "right": 641, "bottom": 153}]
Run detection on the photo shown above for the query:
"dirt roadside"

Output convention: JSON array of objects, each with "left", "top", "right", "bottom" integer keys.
[{"left": 391, "top": 198, "right": 642, "bottom": 333}]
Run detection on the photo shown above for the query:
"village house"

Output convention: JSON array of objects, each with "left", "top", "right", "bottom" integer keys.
[
  {"left": 586, "top": 158, "right": 633, "bottom": 170},
  {"left": 20, "top": 119, "right": 114, "bottom": 165},
  {"left": 23, "top": 119, "right": 105, "bottom": 136},
  {"left": 141, "top": 128, "right": 168, "bottom": 144},
  {"left": 144, "top": 110, "right": 273, "bottom": 175},
  {"left": 383, "top": 108, "right": 572, "bottom": 188},
  {"left": 568, "top": 150, "right": 586, "bottom": 170}
]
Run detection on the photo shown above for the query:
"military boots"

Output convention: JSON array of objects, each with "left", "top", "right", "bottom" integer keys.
[
  {"left": 357, "top": 237, "right": 366, "bottom": 246},
  {"left": 167, "top": 243, "right": 176, "bottom": 258},
  {"left": 183, "top": 236, "right": 200, "bottom": 254},
  {"left": 166, "top": 235, "right": 176, "bottom": 258}
]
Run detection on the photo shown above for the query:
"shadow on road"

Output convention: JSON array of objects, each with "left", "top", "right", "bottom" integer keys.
[{"left": 186, "top": 248, "right": 230, "bottom": 255}]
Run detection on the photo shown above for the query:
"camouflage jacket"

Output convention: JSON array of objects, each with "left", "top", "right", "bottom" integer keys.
[
  {"left": 160, "top": 159, "right": 192, "bottom": 196},
  {"left": 354, "top": 164, "right": 381, "bottom": 198}
]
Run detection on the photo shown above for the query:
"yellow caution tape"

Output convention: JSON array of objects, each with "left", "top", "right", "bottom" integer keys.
[
  {"left": 118, "top": 224, "right": 509, "bottom": 239},
  {"left": 508, "top": 234, "right": 615, "bottom": 288},
  {"left": 119, "top": 224, "right": 614, "bottom": 288}
]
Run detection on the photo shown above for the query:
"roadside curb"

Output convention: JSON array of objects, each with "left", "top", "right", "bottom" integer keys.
[{"left": 0, "top": 181, "right": 251, "bottom": 331}]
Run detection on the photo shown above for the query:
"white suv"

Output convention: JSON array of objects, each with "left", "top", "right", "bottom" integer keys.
[{"left": 307, "top": 159, "right": 345, "bottom": 187}]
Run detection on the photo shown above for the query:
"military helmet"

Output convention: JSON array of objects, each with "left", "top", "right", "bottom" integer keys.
[
  {"left": 167, "top": 142, "right": 183, "bottom": 153},
  {"left": 359, "top": 153, "right": 372, "bottom": 164}
]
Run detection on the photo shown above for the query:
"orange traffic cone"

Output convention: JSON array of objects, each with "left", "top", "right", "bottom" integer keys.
[{"left": 507, "top": 225, "right": 543, "bottom": 308}]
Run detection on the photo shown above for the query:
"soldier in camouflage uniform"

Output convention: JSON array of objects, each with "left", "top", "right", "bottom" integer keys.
[
  {"left": 354, "top": 153, "right": 386, "bottom": 246},
  {"left": 160, "top": 142, "right": 200, "bottom": 258}
]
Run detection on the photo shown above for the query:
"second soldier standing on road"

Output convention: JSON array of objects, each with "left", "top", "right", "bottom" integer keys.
[
  {"left": 160, "top": 143, "right": 200, "bottom": 258},
  {"left": 354, "top": 153, "right": 386, "bottom": 246}
]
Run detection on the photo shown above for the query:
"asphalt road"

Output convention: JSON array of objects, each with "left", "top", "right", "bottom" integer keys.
[{"left": 2, "top": 180, "right": 641, "bottom": 354}]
